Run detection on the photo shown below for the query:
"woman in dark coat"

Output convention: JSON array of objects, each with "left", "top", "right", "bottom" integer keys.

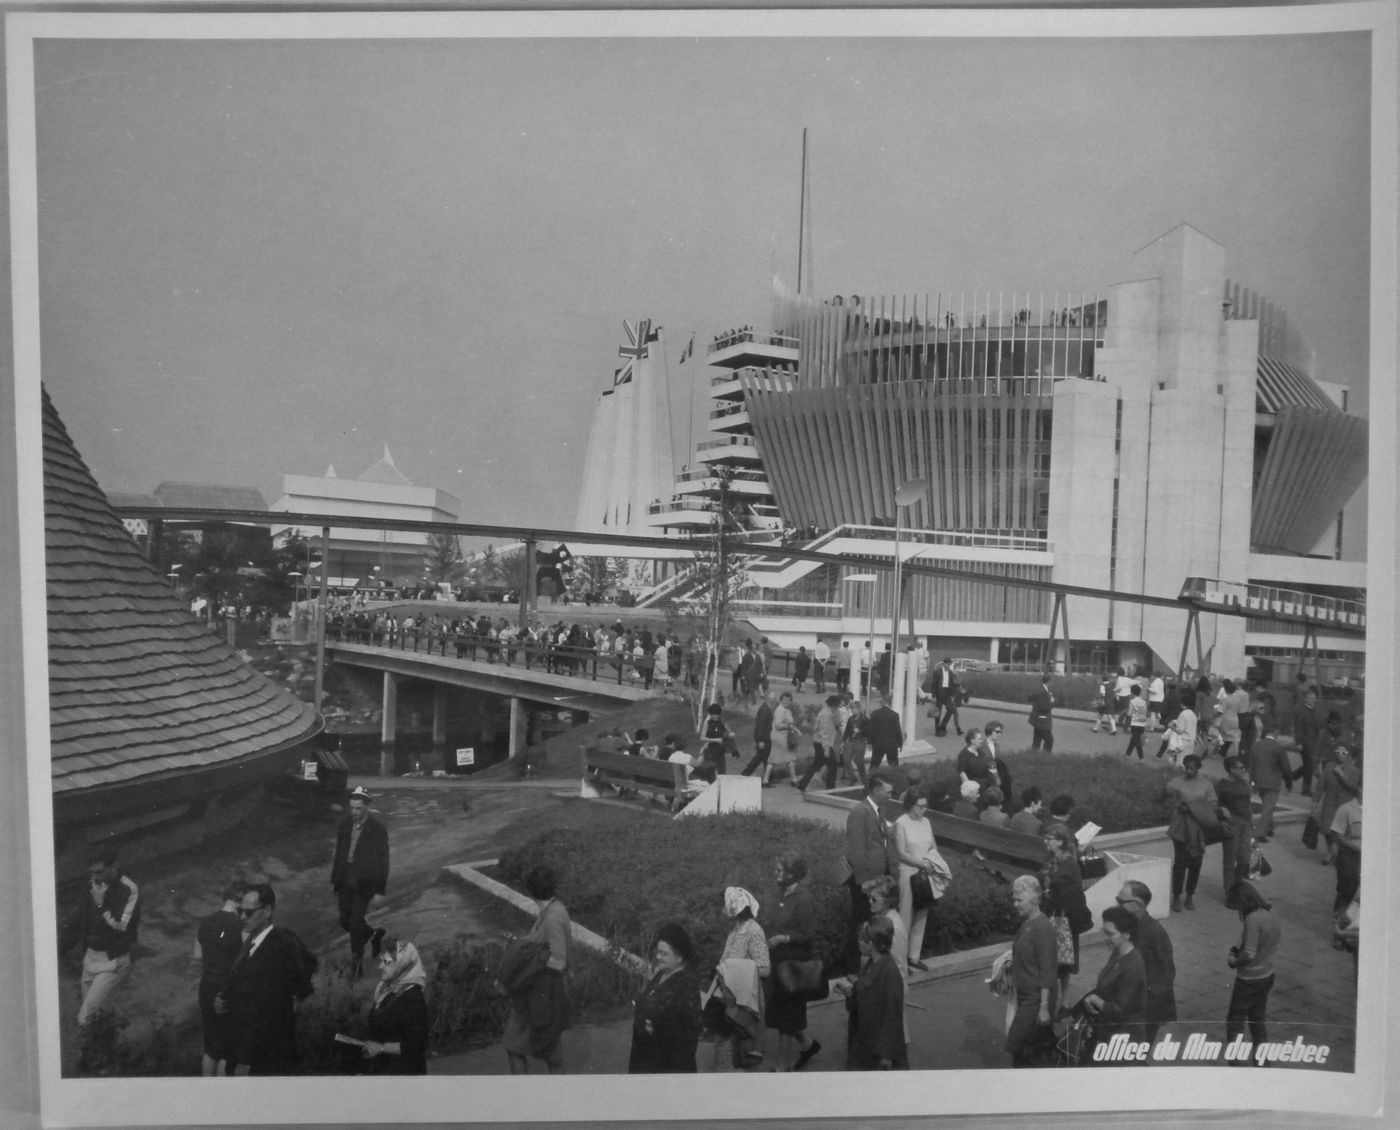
[
  {"left": 358, "top": 936, "right": 430, "bottom": 1075},
  {"left": 628, "top": 922, "right": 702, "bottom": 1074},
  {"left": 764, "top": 850, "right": 823, "bottom": 1071},
  {"left": 1041, "top": 823, "right": 1091, "bottom": 1005},
  {"left": 1077, "top": 906, "right": 1146, "bottom": 1064},
  {"left": 839, "top": 916, "right": 907, "bottom": 1070}
]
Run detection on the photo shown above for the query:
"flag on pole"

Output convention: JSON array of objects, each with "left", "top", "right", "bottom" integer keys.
[
  {"left": 618, "top": 318, "right": 653, "bottom": 360},
  {"left": 679, "top": 334, "right": 695, "bottom": 364}
]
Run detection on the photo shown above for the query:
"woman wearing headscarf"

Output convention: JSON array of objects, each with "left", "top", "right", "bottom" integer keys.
[
  {"left": 1165, "top": 754, "right": 1220, "bottom": 912},
  {"left": 629, "top": 922, "right": 702, "bottom": 1074},
  {"left": 359, "top": 935, "right": 430, "bottom": 1074},
  {"left": 702, "top": 887, "right": 770, "bottom": 1071},
  {"left": 503, "top": 864, "right": 570, "bottom": 1075},
  {"left": 763, "top": 850, "right": 822, "bottom": 1071},
  {"left": 837, "top": 917, "right": 907, "bottom": 1070}
]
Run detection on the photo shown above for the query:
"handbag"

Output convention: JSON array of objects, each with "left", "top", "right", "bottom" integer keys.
[
  {"left": 701, "top": 994, "right": 737, "bottom": 1038},
  {"left": 910, "top": 870, "right": 936, "bottom": 911},
  {"left": 1050, "top": 913, "right": 1076, "bottom": 966},
  {"left": 775, "top": 958, "right": 828, "bottom": 1001},
  {"left": 785, "top": 728, "right": 800, "bottom": 751},
  {"left": 1302, "top": 814, "right": 1320, "bottom": 850},
  {"left": 1079, "top": 848, "right": 1108, "bottom": 881},
  {"left": 1249, "top": 843, "right": 1272, "bottom": 879}
]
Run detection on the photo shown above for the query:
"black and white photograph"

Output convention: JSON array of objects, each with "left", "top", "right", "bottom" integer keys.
[{"left": 3, "top": 3, "right": 1395, "bottom": 1127}]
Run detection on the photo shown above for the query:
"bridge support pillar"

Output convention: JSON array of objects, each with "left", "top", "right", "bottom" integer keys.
[
  {"left": 509, "top": 697, "right": 525, "bottom": 769},
  {"left": 432, "top": 686, "right": 448, "bottom": 746},
  {"left": 380, "top": 672, "right": 398, "bottom": 749}
]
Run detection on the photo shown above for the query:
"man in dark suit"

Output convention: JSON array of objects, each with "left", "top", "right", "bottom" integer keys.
[
  {"left": 1116, "top": 880, "right": 1176, "bottom": 1045},
  {"left": 866, "top": 694, "right": 905, "bottom": 772},
  {"left": 218, "top": 883, "right": 317, "bottom": 1076},
  {"left": 842, "top": 775, "right": 894, "bottom": 973},
  {"left": 331, "top": 786, "right": 391, "bottom": 977},
  {"left": 929, "top": 658, "right": 962, "bottom": 736}
]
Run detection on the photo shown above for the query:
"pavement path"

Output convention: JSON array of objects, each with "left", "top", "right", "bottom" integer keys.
[{"left": 350, "top": 694, "right": 1355, "bottom": 1075}]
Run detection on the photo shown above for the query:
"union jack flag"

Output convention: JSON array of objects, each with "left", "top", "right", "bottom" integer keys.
[{"left": 617, "top": 318, "right": 653, "bottom": 361}]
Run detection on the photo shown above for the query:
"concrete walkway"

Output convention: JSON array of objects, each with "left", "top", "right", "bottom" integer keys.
[{"left": 353, "top": 690, "right": 1354, "bottom": 1074}]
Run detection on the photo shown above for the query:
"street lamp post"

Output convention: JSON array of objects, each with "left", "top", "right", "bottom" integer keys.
[
  {"left": 846, "top": 573, "right": 877, "bottom": 712},
  {"left": 890, "top": 477, "right": 928, "bottom": 669},
  {"left": 891, "top": 478, "right": 927, "bottom": 722}
]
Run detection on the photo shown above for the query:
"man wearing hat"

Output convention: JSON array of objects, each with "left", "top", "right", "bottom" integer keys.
[{"left": 331, "top": 786, "right": 391, "bottom": 977}]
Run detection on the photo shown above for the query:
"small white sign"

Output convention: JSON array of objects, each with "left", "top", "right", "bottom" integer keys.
[
  {"left": 301, "top": 760, "right": 319, "bottom": 781},
  {"left": 456, "top": 747, "right": 476, "bottom": 767}
]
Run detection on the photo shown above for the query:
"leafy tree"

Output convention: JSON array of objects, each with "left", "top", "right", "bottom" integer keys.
[
  {"left": 564, "top": 555, "right": 625, "bottom": 603},
  {"left": 423, "top": 531, "right": 466, "bottom": 584}
]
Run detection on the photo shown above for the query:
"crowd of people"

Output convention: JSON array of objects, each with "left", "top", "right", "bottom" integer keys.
[{"left": 57, "top": 652, "right": 1359, "bottom": 1076}]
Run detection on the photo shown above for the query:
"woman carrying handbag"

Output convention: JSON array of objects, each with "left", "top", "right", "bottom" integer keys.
[{"left": 893, "top": 787, "right": 951, "bottom": 974}]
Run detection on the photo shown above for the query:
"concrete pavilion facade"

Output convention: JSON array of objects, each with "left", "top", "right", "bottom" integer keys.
[
  {"left": 703, "top": 224, "right": 1365, "bottom": 678},
  {"left": 270, "top": 447, "right": 461, "bottom": 589},
  {"left": 574, "top": 319, "right": 679, "bottom": 539}
]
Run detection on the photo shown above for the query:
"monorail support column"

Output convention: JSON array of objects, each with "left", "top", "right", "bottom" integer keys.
[
  {"left": 520, "top": 539, "right": 537, "bottom": 634},
  {"left": 1047, "top": 593, "right": 1070, "bottom": 674},
  {"left": 1177, "top": 608, "right": 1205, "bottom": 679},
  {"left": 432, "top": 686, "right": 448, "bottom": 746},
  {"left": 146, "top": 518, "right": 164, "bottom": 565}
]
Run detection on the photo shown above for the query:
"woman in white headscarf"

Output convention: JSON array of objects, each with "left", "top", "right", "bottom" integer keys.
[
  {"left": 360, "top": 935, "right": 430, "bottom": 1074},
  {"left": 702, "top": 886, "right": 771, "bottom": 1071}
]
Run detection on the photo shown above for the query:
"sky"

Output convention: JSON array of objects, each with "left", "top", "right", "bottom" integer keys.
[{"left": 30, "top": 22, "right": 1373, "bottom": 546}]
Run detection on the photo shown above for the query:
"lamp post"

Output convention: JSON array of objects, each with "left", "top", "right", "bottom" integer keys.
[
  {"left": 890, "top": 477, "right": 928, "bottom": 667},
  {"left": 846, "top": 573, "right": 877, "bottom": 712}
]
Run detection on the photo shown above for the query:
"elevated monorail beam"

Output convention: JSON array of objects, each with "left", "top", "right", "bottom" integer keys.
[{"left": 114, "top": 507, "right": 1364, "bottom": 636}]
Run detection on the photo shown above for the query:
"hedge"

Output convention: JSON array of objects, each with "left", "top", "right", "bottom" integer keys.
[
  {"left": 902, "top": 749, "right": 1178, "bottom": 833},
  {"left": 493, "top": 811, "right": 1022, "bottom": 969}
]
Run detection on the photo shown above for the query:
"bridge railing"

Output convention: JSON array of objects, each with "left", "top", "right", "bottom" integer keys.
[{"left": 325, "top": 623, "right": 698, "bottom": 689}]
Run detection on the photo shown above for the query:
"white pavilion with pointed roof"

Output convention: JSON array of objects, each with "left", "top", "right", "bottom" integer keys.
[{"left": 270, "top": 446, "right": 461, "bottom": 587}]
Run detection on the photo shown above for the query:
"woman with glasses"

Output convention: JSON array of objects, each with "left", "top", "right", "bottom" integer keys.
[
  {"left": 1041, "top": 824, "right": 1091, "bottom": 1007},
  {"left": 894, "top": 789, "right": 950, "bottom": 974},
  {"left": 357, "top": 934, "right": 429, "bottom": 1074}
]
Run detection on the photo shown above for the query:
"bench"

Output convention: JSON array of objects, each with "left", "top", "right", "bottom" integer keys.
[
  {"left": 584, "top": 749, "right": 688, "bottom": 809},
  {"left": 923, "top": 809, "right": 1046, "bottom": 870}
]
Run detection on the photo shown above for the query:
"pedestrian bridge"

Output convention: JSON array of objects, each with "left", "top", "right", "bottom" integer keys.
[{"left": 326, "top": 641, "right": 656, "bottom": 746}]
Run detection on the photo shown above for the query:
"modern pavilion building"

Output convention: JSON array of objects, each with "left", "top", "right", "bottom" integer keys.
[
  {"left": 638, "top": 223, "right": 1367, "bottom": 680},
  {"left": 270, "top": 447, "right": 461, "bottom": 589}
]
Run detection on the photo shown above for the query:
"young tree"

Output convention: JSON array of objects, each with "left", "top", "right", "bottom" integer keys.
[
  {"left": 423, "top": 531, "right": 466, "bottom": 584},
  {"left": 673, "top": 466, "right": 750, "bottom": 727}
]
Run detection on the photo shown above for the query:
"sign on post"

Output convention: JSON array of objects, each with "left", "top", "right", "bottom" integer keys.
[{"left": 455, "top": 747, "right": 476, "bottom": 768}]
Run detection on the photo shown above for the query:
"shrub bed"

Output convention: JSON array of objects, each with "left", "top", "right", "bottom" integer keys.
[
  {"left": 956, "top": 670, "right": 1102, "bottom": 712},
  {"left": 494, "top": 811, "right": 1021, "bottom": 968},
  {"left": 904, "top": 749, "right": 1177, "bottom": 834}
]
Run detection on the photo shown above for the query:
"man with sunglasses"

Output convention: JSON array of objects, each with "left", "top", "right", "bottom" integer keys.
[
  {"left": 218, "top": 883, "right": 318, "bottom": 1076},
  {"left": 1115, "top": 881, "right": 1176, "bottom": 1045}
]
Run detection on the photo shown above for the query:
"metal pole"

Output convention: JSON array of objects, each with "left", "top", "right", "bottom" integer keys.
[{"left": 313, "top": 526, "right": 329, "bottom": 714}]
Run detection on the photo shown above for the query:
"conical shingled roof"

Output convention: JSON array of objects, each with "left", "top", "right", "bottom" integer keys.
[{"left": 43, "top": 387, "right": 320, "bottom": 811}]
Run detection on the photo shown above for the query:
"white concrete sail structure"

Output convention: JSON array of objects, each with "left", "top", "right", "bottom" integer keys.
[{"left": 574, "top": 320, "right": 676, "bottom": 536}]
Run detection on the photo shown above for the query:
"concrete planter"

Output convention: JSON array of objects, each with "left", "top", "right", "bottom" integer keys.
[{"left": 1084, "top": 849, "right": 1173, "bottom": 922}]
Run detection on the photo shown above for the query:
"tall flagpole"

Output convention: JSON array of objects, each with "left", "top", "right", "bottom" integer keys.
[{"left": 797, "top": 128, "right": 807, "bottom": 295}]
